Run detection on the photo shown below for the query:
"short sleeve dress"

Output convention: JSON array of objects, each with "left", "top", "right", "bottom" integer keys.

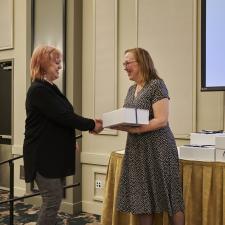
[{"left": 116, "top": 79, "right": 184, "bottom": 216}]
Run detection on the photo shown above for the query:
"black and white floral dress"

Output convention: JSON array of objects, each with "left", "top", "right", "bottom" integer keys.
[{"left": 116, "top": 79, "right": 184, "bottom": 216}]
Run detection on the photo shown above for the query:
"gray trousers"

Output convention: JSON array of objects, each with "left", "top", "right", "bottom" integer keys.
[{"left": 35, "top": 172, "right": 65, "bottom": 225}]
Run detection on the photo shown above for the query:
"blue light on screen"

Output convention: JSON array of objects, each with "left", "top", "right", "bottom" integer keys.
[{"left": 206, "top": 0, "right": 225, "bottom": 87}]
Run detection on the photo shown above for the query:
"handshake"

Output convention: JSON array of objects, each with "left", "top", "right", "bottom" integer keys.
[{"left": 91, "top": 119, "right": 103, "bottom": 134}]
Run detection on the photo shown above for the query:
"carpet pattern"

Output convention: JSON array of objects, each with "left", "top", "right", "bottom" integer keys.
[{"left": 0, "top": 190, "right": 101, "bottom": 225}]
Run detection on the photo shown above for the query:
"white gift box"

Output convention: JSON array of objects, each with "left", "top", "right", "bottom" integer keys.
[
  {"left": 179, "top": 145, "right": 215, "bottom": 162},
  {"left": 215, "top": 149, "right": 225, "bottom": 162},
  {"left": 215, "top": 136, "right": 225, "bottom": 150},
  {"left": 215, "top": 136, "right": 225, "bottom": 162},
  {"left": 190, "top": 132, "right": 225, "bottom": 146},
  {"left": 102, "top": 107, "right": 149, "bottom": 128}
]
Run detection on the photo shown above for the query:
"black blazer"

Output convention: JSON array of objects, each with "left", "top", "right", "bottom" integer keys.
[{"left": 23, "top": 79, "right": 95, "bottom": 182}]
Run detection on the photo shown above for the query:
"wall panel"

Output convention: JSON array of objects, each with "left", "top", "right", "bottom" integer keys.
[
  {"left": 94, "top": 0, "right": 118, "bottom": 135},
  {"left": 138, "top": 0, "right": 196, "bottom": 137}
]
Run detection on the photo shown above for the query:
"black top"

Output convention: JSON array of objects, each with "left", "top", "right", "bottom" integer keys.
[{"left": 23, "top": 79, "right": 95, "bottom": 182}]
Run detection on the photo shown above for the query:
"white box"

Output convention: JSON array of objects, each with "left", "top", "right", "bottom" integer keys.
[
  {"left": 215, "top": 136, "right": 225, "bottom": 150},
  {"left": 102, "top": 108, "right": 149, "bottom": 128},
  {"left": 215, "top": 136, "right": 225, "bottom": 162},
  {"left": 215, "top": 149, "right": 225, "bottom": 162},
  {"left": 179, "top": 145, "right": 215, "bottom": 162},
  {"left": 190, "top": 133, "right": 225, "bottom": 146}
]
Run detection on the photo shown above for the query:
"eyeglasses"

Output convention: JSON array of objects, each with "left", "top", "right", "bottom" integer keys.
[{"left": 122, "top": 60, "right": 137, "bottom": 67}]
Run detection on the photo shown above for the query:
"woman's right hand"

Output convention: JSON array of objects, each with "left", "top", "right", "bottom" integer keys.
[{"left": 92, "top": 119, "right": 103, "bottom": 134}]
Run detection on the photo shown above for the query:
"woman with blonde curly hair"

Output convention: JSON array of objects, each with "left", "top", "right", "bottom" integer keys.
[{"left": 23, "top": 45, "right": 102, "bottom": 225}]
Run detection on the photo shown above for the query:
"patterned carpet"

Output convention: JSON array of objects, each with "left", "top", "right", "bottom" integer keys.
[{"left": 0, "top": 190, "right": 101, "bottom": 225}]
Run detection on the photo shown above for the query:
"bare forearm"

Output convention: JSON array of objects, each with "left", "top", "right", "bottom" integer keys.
[
  {"left": 138, "top": 118, "right": 168, "bottom": 133},
  {"left": 112, "top": 118, "right": 168, "bottom": 134}
]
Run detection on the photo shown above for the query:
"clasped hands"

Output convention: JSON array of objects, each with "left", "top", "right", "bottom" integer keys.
[
  {"left": 90, "top": 120, "right": 145, "bottom": 134},
  {"left": 91, "top": 119, "right": 104, "bottom": 134},
  {"left": 76, "top": 119, "right": 103, "bottom": 151}
]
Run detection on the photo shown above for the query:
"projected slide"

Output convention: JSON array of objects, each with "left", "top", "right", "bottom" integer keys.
[{"left": 204, "top": 0, "right": 225, "bottom": 89}]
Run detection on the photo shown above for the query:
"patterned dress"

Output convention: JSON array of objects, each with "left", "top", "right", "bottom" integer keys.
[{"left": 116, "top": 79, "right": 184, "bottom": 216}]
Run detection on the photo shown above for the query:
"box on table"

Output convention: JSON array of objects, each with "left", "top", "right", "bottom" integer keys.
[
  {"left": 102, "top": 108, "right": 149, "bottom": 128},
  {"left": 215, "top": 136, "right": 225, "bottom": 162},
  {"left": 215, "top": 149, "right": 225, "bottom": 162},
  {"left": 215, "top": 136, "right": 225, "bottom": 150},
  {"left": 179, "top": 145, "right": 215, "bottom": 162},
  {"left": 190, "top": 132, "right": 225, "bottom": 146}
]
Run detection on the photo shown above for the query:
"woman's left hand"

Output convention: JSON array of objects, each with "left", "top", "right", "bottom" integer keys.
[{"left": 111, "top": 125, "right": 142, "bottom": 134}]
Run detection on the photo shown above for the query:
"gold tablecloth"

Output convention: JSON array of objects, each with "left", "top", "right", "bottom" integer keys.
[{"left": 101, "top": 152, "right": 225, "bottom": 225}]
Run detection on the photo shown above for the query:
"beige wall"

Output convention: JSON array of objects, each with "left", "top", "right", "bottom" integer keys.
[
  {"left": 0, "top": 0, "right": 224, "bottom": 216},
  {"left": 0, "top": 0, "right": 30, "bottom": 195},
  {"left": 0, "top": 0, "right": 82, "bottom": 214}
]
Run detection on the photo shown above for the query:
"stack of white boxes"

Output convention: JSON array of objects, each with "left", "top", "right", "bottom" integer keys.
[
  {"left": 179, "top": 132, "right": 225, "bottom": 162},
  {"left": 215, "top": 136, "right": 225, "bottom": 162}
]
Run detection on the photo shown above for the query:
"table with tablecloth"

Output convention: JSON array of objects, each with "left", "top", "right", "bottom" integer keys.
[{"left": 101, "top": 151, "right": 225, "bottom": 225}]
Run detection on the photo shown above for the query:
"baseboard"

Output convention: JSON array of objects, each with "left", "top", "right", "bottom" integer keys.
[
  {"left": 14, "top": 186, "right": 26, "bottom": 197},
  {"left": 24, "top": 196, "right": 82, "bottom": 215},
  {"left": 80, "top": 152, "right": 110, "bottom": 165},
  {"left": 61, "top": 200, "right": 82, "bottom": 215},
  {"left": 0, "top": 186, "right": 25, "bottom": 197},
  {"left": 82, "top": 200, "right": 102, "bottom": 215},
  {"left": 12, "top": 145, "right": 23, "bottom": 155},
  {"left": 0, "top": 186, "right": 25, "bottom": 199},
  {"left": 0, "top": 186, "right": 9, "bottom": 191}
]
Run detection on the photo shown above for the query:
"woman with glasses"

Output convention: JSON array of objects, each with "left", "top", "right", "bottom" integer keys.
[{"left": 113, "top": 48, "right": 185, "bottom": 225}]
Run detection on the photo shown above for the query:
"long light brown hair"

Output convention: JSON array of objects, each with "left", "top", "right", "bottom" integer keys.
[
  {"left": 125, "top": 48, "right": 161, "bottom": 83},
  {"left": 30, "top": 45, "right": 62, "bottom": 81}
]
